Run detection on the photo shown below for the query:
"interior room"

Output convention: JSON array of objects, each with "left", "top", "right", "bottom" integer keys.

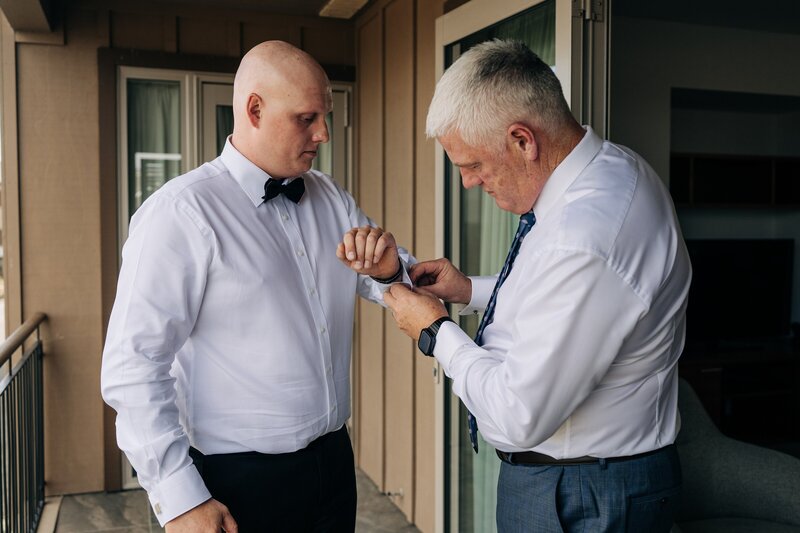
[{"left": 611, "top": 0, "right": 800, "bottom": 458}]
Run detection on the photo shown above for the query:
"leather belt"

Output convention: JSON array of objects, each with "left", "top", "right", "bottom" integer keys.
[{"left": 496, "top": 445, "right": 670, "bottom": 466}]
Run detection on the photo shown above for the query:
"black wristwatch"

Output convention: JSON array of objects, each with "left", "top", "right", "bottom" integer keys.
[{"left": 418, "top": 316, "right": 455, "bottom": 356}]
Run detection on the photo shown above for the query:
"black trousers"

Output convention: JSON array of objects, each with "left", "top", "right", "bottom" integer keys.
[{"left": 189, "top": 426, "right": 357, "bottom": 533}]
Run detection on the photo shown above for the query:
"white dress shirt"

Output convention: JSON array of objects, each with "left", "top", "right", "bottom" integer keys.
[
  {"left": 435, "top": 126, "right": 692, "bottom": 459},
  {"left": 101, "top": 139, "right": 411, "bottom": 526}
]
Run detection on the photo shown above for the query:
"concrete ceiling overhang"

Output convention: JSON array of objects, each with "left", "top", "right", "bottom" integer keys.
[
  {"left": 0, "top": 0, "right": 372, "bottom": 32},
  {"left": 145, "top": 0, "right": 370, "bottom": 19},
  {"left": 0, "top": 0, "right": 53, "bottom": 32},
  {"left": 319, "top": 0, "right": 371, "bottom": 19}
]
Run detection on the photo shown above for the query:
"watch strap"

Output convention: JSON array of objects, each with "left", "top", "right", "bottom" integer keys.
[
  {"left": 417, "top": 316, "right": 454, "bottom": 356},
  {"left": 427, "top": 316, "right": 454, "bottom": 336},
  {"left": 370, "top": 261, "right": 404, "bottom": 283}
]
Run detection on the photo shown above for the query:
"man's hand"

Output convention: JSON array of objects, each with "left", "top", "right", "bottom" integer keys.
[
  {"left": 410, "top": 259, "right": 471, "bottom": 304},
  {"left": 337, "top": 225, "right": 400, "bottom": 279},
  {"left": 165, "top": 498, "right": 238, "bottom": 533},
  {"left": 383, "top": 284, "right": 449, "bottom": 341}
]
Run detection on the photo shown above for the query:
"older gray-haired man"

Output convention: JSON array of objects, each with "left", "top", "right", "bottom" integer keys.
[{"left": 378, "top": 39, "right": 691, "bottom": 532}]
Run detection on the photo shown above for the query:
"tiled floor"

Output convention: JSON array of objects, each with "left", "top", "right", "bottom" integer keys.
[{"left": 53, "top": 469, "right": 420, "bottom": 533}]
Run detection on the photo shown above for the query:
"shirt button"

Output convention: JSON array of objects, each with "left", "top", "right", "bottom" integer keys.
[
  {"left": 319, "top": 326, "right": 327, "bottom": 335},
  {"left": 309, "top": 288, "right": 316, "bottom": 296},
  {"left": 297, "top": 249, "right": 305, "bottom": 256},
  {"left": 326, "top": 365, "right": 332, "bottom": 374},
  {"left": 281, "top": 213, "right": 289, "bottom": 221}
]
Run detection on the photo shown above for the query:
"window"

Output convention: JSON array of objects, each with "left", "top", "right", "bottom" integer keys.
[{"left": 118, "top": 67, "right": 235, "bottom": 246}]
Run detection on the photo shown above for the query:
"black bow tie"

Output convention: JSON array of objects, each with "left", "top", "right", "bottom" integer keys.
[{"left": 263, "top": 178, "right": 305, "bottom": 204}]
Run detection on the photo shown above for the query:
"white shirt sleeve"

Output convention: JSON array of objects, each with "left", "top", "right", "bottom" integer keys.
[
  {"left": 101, "top": 194, "right": 214, "bottom": 525},
  {"left": 434, "top": 249, "right": 647, "bottom": 451},
  {"left": 459, "top": 275, "right": 497, "bottom": 315}
]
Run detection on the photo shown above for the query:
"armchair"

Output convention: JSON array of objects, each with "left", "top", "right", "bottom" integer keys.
[{"left": 674, "top": 378, "right": 800, "bottom": 532}]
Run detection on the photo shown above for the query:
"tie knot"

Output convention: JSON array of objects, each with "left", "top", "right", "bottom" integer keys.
[
  {"left": 263, "top": 177, "right": 305, "bottom": 204},
  {"left": 520, "top": 211, "right": 536, "bottom": 227}
]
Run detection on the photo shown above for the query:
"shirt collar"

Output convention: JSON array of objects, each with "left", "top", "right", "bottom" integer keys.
[
  {"left": 532, "top": 125, "right": 604, "bottom": 220},
  {"left": 219, "top": 136, "right": 279, "bottom": 208}
]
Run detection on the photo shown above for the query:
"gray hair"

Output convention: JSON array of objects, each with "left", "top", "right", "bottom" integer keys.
[{"left": 426, "top": 39, "right": 573, "bottom": 150}]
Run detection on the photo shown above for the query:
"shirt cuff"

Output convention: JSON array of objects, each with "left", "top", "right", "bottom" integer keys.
[
  {"left": 372, "top": 258, "right": 413, "bottom": 291},
  {"left": 432, "top": 320, "right": 474, "bottom": 374},
  {"left": 148, "top": 464, "right": 212, "bottom": 527},
  {"left": 459, "top": 276, "right": 496, "bottom": 315}
]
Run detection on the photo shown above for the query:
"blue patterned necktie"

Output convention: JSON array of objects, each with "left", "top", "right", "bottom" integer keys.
[{"left": 468, "top": 211, "right": 536, "bottom": 453}]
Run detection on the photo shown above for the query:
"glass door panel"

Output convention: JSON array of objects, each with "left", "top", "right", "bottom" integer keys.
[
  {"left": 126, "top": 79, "right": 182, "bottom": 215},
  {"left": 312, "top": 84, "right": 353, "bottom": 192},
  {"left": 200, "top": 81, "right": 234, "bottom": 162},
  {"left": 437, "top": 1, "right": 561, "bottom": 531}
]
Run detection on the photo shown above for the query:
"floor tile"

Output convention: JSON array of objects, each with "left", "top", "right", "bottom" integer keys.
[{"left": 54, "top": 469, "right": 418, "bottom": 533}]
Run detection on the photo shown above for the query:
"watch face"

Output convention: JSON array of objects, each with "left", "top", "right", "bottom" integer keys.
[{"left": 418, "top": 329, "right": 434, "bottom": 355}]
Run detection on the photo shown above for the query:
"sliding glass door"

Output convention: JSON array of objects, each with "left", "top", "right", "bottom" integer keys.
[{"left": 433, "top": 0, "right": 583, "bottom": 530}]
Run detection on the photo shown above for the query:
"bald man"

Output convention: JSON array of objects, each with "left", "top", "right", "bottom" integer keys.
[{"left": 102, "top": 41, "right": 411, "bottom": 533}]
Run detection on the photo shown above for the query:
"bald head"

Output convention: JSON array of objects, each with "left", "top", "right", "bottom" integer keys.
[
  {"left": 233, "top": 41, "right": 330, "bottom": 119},
  {"left": 231, "top": 41, "right": 332, "bottom": 178}
]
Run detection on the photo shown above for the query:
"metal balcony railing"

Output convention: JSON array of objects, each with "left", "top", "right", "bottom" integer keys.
[{"left": 0, "top": 313, "right": 47, "bottom": 533}]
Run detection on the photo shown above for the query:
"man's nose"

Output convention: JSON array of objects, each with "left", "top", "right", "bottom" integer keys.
[
  {"left": 461, "top": 171, "right": 481, "bottom": 189},
  {"left": 312, "top": 115, "right": 330, "bottom": 143}
]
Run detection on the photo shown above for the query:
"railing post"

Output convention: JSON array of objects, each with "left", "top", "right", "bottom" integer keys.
[{"left": 0, "top": 312, "right": 47, "bottom": 533}]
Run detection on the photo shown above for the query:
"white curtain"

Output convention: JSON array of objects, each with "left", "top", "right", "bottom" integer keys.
[
  {"left": 471, "top": 193, "right": 516, "bottom": 533},
  {"left": 127, "top": 79, "right": 181, "bottom": 215}
]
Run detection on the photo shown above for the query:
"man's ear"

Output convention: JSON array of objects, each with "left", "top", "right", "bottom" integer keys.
[
  {"left": 507, "top": 123, "right": 538, "bottom": 162},
  {"left": 247, "top": 93, "right": 262, "bottom": 127}
]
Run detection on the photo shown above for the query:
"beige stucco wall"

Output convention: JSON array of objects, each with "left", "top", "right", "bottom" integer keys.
[
  {"left": 16, "top": 7, "right": 106, "bottom": 496},
  {"left": 3, "top": 1, "right": 354, "bottom": 496}
]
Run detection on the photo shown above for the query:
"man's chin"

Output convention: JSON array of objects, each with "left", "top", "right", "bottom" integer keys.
[{"left": 493, "top": 197, "right": 512, "bottom": 213}]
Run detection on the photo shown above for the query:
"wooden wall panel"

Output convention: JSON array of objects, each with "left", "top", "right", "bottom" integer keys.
[
  {"left": 241, "top": 21, "right": 302, "bottom": 51},
  {"left": 302, "top": 24, "right": 354, "bottom": 67},
  {"left": 355, "top": 0, "right": 446, "bottom": 530},
  {"left": 178, "top": 17, "right": 240, "bottom": 57},
  {"left": 382, "top": 0, "right": 416, "bottom": 519},
  {"left": 356, "top": 12, "right": 385, "bottom": 488},
  {"left": 413, "top": 1, "right": 443, "bottom": 528},
  {"left": 110, "top": 11, "right": 166, "bottom": 50}
]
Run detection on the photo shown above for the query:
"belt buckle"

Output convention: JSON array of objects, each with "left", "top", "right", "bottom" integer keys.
[{"left": 496, "top": 449, "right": 515, "bottom": 464}]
